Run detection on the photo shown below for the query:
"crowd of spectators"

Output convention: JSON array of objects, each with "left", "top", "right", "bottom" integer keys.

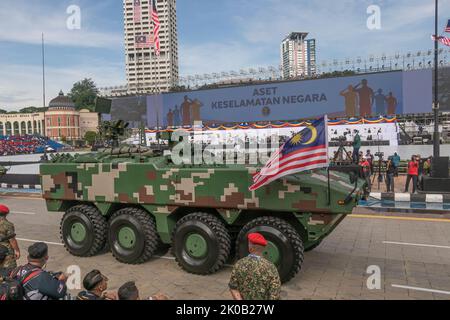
[{"left": 0, "top": 135, "right": 57, "bottom": 156}]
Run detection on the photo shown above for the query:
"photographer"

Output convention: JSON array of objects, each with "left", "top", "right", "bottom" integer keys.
[
  {"left": 352, "top": 130, "right": 361, "bottom": 163},
  {"left": 404, "top": 155, "right": 419, "bottom": 194},
  {"left": 385, "top": 158, "right": 396, "bottom": 192},
  {"left": 11, "top": 242, "right": 68, "bottom": 300},
  {"left": 117, "top": 281, "right": 169, "bottom": 300},
  {"left": 359, "top": 156, "right": 372, "bottom": 192}
]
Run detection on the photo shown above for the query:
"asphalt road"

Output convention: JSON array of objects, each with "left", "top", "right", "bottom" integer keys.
[{"left": 3, "top": 195, "right": 450, "bottom": 300}]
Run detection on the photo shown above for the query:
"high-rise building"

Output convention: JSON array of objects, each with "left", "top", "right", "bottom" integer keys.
[
  {"left": 280, "top": 32, "right": 316, "bottom": 79},
  {"left": 123, "top": 0, "right": 179, "bottom": 93}
]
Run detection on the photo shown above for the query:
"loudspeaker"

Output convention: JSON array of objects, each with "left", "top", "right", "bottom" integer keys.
[
  {"left": 432, "top": 157, "right": 449, "bottom": 178},
  {"left": 422, "top": 176, "right": 450, "bottom": 193}
]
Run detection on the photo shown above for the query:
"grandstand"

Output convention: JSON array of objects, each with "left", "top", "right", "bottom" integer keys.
[{"left": 0, "top": 135, "right": 64, "bottom": 156}]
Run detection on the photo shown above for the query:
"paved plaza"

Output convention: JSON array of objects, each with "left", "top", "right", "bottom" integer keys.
[{"left": 3, "top": 195, "right": 450, "bottom": 300}]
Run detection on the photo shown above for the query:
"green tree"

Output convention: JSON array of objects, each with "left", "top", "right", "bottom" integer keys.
[
  {"left": 69, "top": 78, "right": 99, "bottom": 111},
  {"left": 0, "top": 109, "right": 8, "bottom": 114},
  {"left": 19, "top": 106, "right": 47, "bottom": 113},
  {"left": 84, "top": 131, "right": 98, "bottom": 146}
]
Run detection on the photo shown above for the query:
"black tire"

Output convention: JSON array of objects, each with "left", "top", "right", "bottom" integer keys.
[
  {"left": 236, "top": 216, "right": 304, "bottom": 283},
  {"left": 60, "top": 205, "right": 107, "bottom": 257},
  {"left": 172, "top": 212, "right": 231, "bottom": 275},
  {"left": 108, "top": 207, "right": 160, "bottom": 264}
]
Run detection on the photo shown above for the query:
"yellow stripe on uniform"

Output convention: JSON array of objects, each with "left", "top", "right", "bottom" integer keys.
[{"left": 349, "top": 214, "right": 450, "bottom": 223}]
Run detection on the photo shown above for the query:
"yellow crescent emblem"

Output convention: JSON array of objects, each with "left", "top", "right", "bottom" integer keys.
[{"left": 303, "top": 125, "right": 318, "bottom": 145}]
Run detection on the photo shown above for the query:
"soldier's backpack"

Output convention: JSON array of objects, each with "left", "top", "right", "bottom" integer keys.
[{"left": 0, "top": 272, "right": 23, "bottom": 301}]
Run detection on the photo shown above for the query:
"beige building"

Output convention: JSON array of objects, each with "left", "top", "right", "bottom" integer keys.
[
  {"left": 281, "top": 32, "right": 317, "bottom": 79},
  {"left": 0, "top": 91, "right": 99, "bottom": 142},
  {"left": 0, "top": 113, "right": 45, "bottom": 136},
  {"left": 124, "top": 0, "right": 179, "bottom": 93},
  {"left": 79, "top": 109, "right": 100, "bottom": 137}
]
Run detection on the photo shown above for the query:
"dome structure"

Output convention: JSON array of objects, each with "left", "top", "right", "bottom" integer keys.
[{"left": 48, "top": 90, "right": 76, "bottom": 110}]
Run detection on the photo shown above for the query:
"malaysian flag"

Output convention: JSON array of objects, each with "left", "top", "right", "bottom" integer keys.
[
  {"left": 133, "top": 0, "right": 141, "bottom": 23},
  {"left": 249, "top": 116, "right": 329, "bottom": 191},
  {"left": 432, "top": 35, "right": 450, "bottom": 47},
  {"left": 135, "top": 34, "right": 153, "bottom": 48},
  {"left": 151, "top": 0, "right": 161, "bottom": 56},
  {"left": 445, "top": 19, "right": 450, "bottom": 33}
]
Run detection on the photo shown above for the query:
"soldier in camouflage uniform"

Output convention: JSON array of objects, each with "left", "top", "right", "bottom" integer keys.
[
  {"left": 0, "top": 205, "right": 20, "bottom": 269},
  {"left": 229, "top": 233, "right": 281, "bottom": 300}
]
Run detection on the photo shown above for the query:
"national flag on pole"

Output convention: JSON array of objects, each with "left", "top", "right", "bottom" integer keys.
[
  {"left": 133, "top": 0, "right": 141, "bottom": 23},
  {"left": 432, "top": 35, "right": 450, "bottom": 47},
  {"left": 249, "top": 116, "right": 329, "bottom": 191},
  {"left": 151, "top": 0, "right": 161, "bottom": 56},
  {"left": 135, "top": 34, "right": 153, "bottom": 48},
  {"left": 445, "top": 19, "right": 450, "bottom": 33}
]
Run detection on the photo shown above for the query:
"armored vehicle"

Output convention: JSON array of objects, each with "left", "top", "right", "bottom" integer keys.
[{"left": 40, "top": 147, "right": 367, "bottom": 283}]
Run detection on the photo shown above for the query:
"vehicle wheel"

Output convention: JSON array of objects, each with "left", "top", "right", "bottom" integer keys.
[
  {"left": 60, "top": 205, "right": 107, "bottom": 257},
  {"left": 108, "top": 207, "right": 160, "bottom": 264},
  {"left": 172, "top": 212, "right": 231, "bottom": 275},
  {"left": 236, "top": 216, "right": 304, "bottom": 283}
]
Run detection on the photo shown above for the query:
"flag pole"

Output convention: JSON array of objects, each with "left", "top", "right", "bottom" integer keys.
[
  {"left": 433, "top": 0, "right": 440, "bottom": 159},
  {"left": 42, "top": 33, "right": 46, "bottom": 110}
]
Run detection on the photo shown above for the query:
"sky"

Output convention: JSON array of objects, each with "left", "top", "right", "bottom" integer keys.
[{"left": 0, "top": 0, "right": 449, "bottom": 110}]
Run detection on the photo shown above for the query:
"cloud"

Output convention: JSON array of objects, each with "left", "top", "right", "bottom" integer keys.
[
  {"left": 0, "top": 1, "right": 122, "bottom": 49},
  {"left": 179, "top": 41, "right": 274, "bottom": 75},
  {"left": 0, "top": 62, "right": 125, "bottom": 109},
  {"left": 177, "top": 0, "right": 450, "bottom": 77}
]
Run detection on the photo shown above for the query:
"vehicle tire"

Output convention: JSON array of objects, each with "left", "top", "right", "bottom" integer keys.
[
  {"left": 60, "top": 205, "right": 108, "bottom": 257},
  {"left": 236, "top": 216, "right": 304, "bottom": 283},
  {"left": 108, "top": 207, "right": 160, "bottom": 264},
  {"left": 172, "top": 212, "right": 231, "bottom": 275}
]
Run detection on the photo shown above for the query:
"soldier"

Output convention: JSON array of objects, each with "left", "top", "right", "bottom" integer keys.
[
  {"left": 0, "top": 205, "right": 20, "bottom": 270},
  {"left": 0, "top": 245, "right": 11, "bottom": 278},
  {"left": 229, "top": 233, "right": 281, "bottom": 300},
  {"left": 77, "top": 269, "right": 117, "bottom": 300}
]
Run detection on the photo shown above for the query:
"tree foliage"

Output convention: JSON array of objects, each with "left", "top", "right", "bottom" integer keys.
[
  {"left": 69, "top": 78, "right": 99, "bottom": 111},
  {"left": 84, "top": 131, "right": 98, "bottom": 146},
  {"left": 19, "top": 106, "right": 48, "bottom": 113}
]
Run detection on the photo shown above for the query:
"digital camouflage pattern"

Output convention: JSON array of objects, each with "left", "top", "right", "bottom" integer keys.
[
  {"left": 229, "top": 255, "right": 281, "bottom": 300},
  {"left": 0, "top": 218, "right": 16, "bottom": 269},
  {"left": 40, "top": 149, "right": 366, "bottom": 248}
]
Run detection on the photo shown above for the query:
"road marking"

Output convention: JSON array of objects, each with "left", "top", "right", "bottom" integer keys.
[
  {"left": 0, "top": 195, "right": 42, "bottom": 200},
  {"left": 17, "top": 238, "right": 64, "bottom": 246},
  {"left": 392, "top": 284, "right": 450, "bottom": 296},
  {"left": 11, "top": 211, "right": 36, "bottom": 215},
  {"left": 350, "top": 214, "right": 450, "bottom": 223},
  {"left": 383, "top": 241, "right": 450, "bottom": 250}
]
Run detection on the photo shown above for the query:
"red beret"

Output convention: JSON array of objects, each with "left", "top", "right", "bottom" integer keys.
[
  {"left": 0, "top": 205, "right": 9, "bottom": 215},
  {"left": 248, "top": 233, "right": 267, "bottom": 246}
]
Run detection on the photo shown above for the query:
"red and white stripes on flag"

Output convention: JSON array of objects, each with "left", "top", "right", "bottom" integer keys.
[
  {"left": 249, "top": 116, "right": 329, "bottom": 191},
  {"left": 432, "top": 35, "right": 450, "bottom": 47},
  {"left": 151, "top": 0, "right": 161, "bottom": 56},
  {"left": 249, "top": 146, "right": 329, "bottom": 191},
  {"left": 133, "top": 0, "right": 141, "bottom": 23}
]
